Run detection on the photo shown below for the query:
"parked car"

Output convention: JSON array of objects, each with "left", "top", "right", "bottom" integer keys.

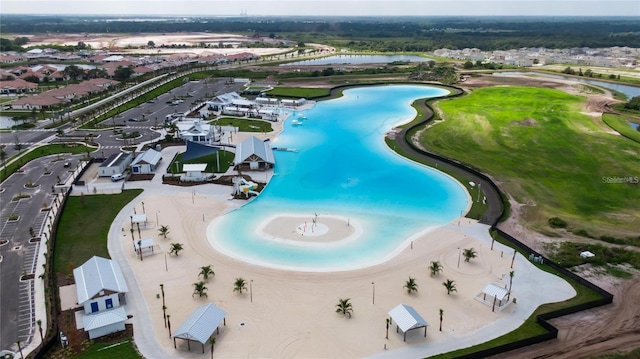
[
  {"left": 128, "top": 118, "right": 139, "bottom": 122},
  {"left": 111, "top": 174, "right": 125, "bottom": 182},
  {"left": 63, "top": 162, "right": 70, "bottom": 168}
]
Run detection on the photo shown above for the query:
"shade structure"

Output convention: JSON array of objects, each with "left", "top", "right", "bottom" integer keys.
[
  {"left": 388, "top": 304, "right": 429, "bottom": 342},
  {"left": 482, "top": 283, "right": 509, "bottom": 301},
  {"left": 173, "top": 303, "right": 227, "bottom": 352}
]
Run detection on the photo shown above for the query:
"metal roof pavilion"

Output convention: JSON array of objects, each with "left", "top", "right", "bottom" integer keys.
[
  {"left": 173, "top": 303, "right": 227, "bottom": 352},
  {"left": 233, "top": 135, "right": 275, "bottom": 166},
  {"left": 388, "top": 304, "right": 429, "bottom": 342},
  {"left": 482, "top": 283, "right": 509, "bottom": 301}
]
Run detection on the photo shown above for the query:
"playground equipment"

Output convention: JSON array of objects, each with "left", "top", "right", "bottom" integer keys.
[{"left": 232, "top": 176, "right": 259, "bottom": 198}]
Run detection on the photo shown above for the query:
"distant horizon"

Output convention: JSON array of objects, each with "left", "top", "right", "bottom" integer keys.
[
  {"left": 2, "top": 14, "right": 639, "bottom": 18},
  {"left": 2, "top": 1, "right": 638, "bottom": 17}
]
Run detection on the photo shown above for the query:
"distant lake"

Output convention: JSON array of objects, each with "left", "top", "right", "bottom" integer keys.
[
  {"left": 281, "top": 54, "right": 432, "bottom": 66},
  {"left": 494, "top": 71, "right": 640, "bottom": 99},
  {"left": 630, "top": 122, "right": 639, "bottom": 130}
]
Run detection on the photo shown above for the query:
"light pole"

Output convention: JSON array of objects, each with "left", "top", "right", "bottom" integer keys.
[
  {"left": 372, "top": 282, "right": 375, "bottom": 305},
  {"left": 156, "top": 210, "right": 159, "bottom": 228},
  {"left": 457, "top": 247, "right": 461, "bottom": 268},
  {"left": 250, "top": 280, "right": 253, "bottom": 303}
]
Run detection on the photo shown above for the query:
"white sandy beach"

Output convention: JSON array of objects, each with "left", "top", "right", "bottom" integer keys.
[
  {"left": 109, "top": 174, "right": 575, "bottom": 358},
  {"left": 97, "top": 103, "right": 576, "bottom": 358}
]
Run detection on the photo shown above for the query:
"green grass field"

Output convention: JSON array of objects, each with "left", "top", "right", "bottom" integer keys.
[
  {"left": 1, "top": 143, "right": 94, "bottom": 182},
  {"left": 602, "top": 113, "right": 640, "bottom": 143},
  {"left": 214, "top": 117, "right": 273, "bottom": 132},
  {"left": 71, "top": 340, "right": 140, "bottom": 359},
  {"left": 421, "top": 86, "right": 640, "bottom": 236},
  {"left": 168, "top": 150, "right": 235, "bottom": 174},
  {"left": 54, "top": 190, "right": 142, "bottom": 275},
  {"left": 266, "top": 87, "right": 331, "bottom": 98}
]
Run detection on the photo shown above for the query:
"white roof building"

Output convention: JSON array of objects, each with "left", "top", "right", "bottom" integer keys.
[
  {"left": 73, "top": 256, "right": 129, "bottom": 305},
  {"left": 388, "top": 304, "right": 429, "bottom": 342},
  {"left": 131, "top": 148, "right": 162, "bottom": 174},
  {"left": 233, "top": 136, "right": 275, "bottom": 171}
]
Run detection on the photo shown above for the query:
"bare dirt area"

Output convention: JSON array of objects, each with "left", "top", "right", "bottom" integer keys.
[
  {"left": 491, "top": 275, "right": 640, "bottom": 359},
  {"left": 20, "top": 32, "right": 286, "bottom": 56}
]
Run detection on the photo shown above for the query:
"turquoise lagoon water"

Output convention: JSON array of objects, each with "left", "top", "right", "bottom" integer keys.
[{"left": 209, "top": 85, "right": 469, "bottom": 271}]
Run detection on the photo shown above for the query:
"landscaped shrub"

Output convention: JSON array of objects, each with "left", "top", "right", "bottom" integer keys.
[{"left": 548, "top": 217, "right": 567, "bottom": 228}]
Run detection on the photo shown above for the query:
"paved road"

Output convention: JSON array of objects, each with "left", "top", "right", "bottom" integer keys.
[
  {"left": 0, "top": 75, "right": 245, "bottom": 352},
  {"left": 0, "top": 154, "right": 81, "bottom": 351}
]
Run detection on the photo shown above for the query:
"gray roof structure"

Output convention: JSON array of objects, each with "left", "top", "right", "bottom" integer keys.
[
  {"left": 99, "top": 152, "right": 132, "bottom": 168},
  {"left": 73, "top": 256, "right": 129, "bottom": 305},
  {"left": 173, "top": 303, "right": 227, "bottom": 345},
  {"left": 482, "top": 283, "right": 510, "bottom": 301},
  {"left": 233, "top": 135, "right": 275, "bottom": 166},
  {"left": 83, "top": 307, "right": 127, "bottom": 331},
  {"left": 131, "top": 148, "right": 162, "bottom": 166},
  {"left": 388, "top": 304, "right": 429, "bottom": 333}
]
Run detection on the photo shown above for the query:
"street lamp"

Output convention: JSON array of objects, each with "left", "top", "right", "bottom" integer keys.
[
  {"left": 156, "top": 210, "right": 160, "bottom": 228},
  {"left": 372, "top": 282, "right": 375, "bottom": 305},
  {"left": 250, "top": 280, "right": 253, "bottom": 303},
  {"left": 457, "top": 247, "right": 461, "bottom": 268}
]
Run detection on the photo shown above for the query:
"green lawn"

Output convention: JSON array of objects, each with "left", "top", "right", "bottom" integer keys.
[
  {"left": 71, "top": 340, "right": 140, "bottom": 359},
  {"left": 54, "top": 190, "right": 143, "bottom": 275},
  {"left": 1, "top": 143, "right": 95, "bottom": 182},
  {"left": 168, "top": 150, "right": 235, "bottom": 174},
  {"left": 421, "top": 86, "right": 640, "bottom": 236},
  {"left": 602, "top": 113, "right": 640, "bottom": 143},
  {"left": 266, "top": 86, "right": 331, "bottom": 98},
  {"left": 214, "top": 117, "right": 273, "bottom": 132}
]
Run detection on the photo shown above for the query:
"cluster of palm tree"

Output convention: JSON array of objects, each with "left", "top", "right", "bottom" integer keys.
[
  {"left": 429, "top": 261, "right": 443, "bottom": 277},
  {"left": 169, "top": 242, "right": 183, "bottom": 256},
  {"left": 463, "top": 248, "right": 477, "bottom": 262},
  {"left": 443, "top": 279, "right": 457, "bottom": 295},
  {"left": 404, "top": 277, "right": 419, "bottom": 294},
  {"left": 335, "top": 298, "right": 353, "bottom": 318},
  {"left": 158, "top": 225, "right": 170, "bottom": 239},
  {"left": 192, "top": 281, "right": 208, "bottom": 298},
  {"left": 199, "top": 265, "right": 215, "bottom": 280},
  {"left": 233, "top": 277, "right": 247, "bottom": 294}
]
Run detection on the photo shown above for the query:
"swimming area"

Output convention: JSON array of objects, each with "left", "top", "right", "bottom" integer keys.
[{"left": 209, "top": 85, "right": 470, "bottom": 271}]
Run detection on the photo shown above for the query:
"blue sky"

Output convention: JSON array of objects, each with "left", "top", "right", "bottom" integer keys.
[{"left": 2, "top": 0, "right": 639, "bottom": 16}]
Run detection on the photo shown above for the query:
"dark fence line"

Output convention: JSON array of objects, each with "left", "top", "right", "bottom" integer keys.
[
  {"left": 396, "top": 85, "right": 614, "bottom": 358},
  {"left": 29, "top": 186, "right": 72, "bottom": 359}
]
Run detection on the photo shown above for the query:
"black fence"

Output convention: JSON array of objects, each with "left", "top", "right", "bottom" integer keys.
[
  {"left": 397, "top": 85, "right": 614, "bottom": 358},
  {"left": 28, "top": 186, "right": 72, "bottom": 359}
]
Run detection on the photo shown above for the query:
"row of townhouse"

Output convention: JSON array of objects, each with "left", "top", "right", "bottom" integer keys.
[
  {"left": 10, "top": 78, "right": 119, "bottom": 109},
  {"left": 434, "top": 47, "right": 639, "bottom": 68}
]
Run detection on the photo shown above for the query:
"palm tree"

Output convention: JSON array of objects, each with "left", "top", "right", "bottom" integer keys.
[
  {"left": 199, "top": 265, "right": 215, "bottom": 280},
  {"left": 439, "top": 309, "right": 444, "bottom": 331},
  {"left": 463, "top": 248, "right": 477, "bottom": 262},
  {"left": 233, "top": 277, "right": 247, "bottom": 294},
  {"left": 429, "top": 261, "right": 443, "bottom": 277},
  {"left": 158, "top": 225, "right": 170, "bottom": 239},
  {"left": 192, "top": 281, "right": 208, "bottom": 298},
  {"left": 169, "top": 242, "right": 184, "bottom": 256},
  {"left": 335, "top": 298, "right": 353, "bottom": 318},
  {"left": 404, "top": 277, "right": 418, "bottom": 294},
  {"left": 209, "top": 337, "right": 216, "bottom": 359},
  {"left": 443, "top": 279, "right": 457, "bottom": 295},
  {"left": 36, "top": 319, "right": 43, "bottom": 342},
  {"left": 508, "top": 270, "right": 515, "bottom": 300}
]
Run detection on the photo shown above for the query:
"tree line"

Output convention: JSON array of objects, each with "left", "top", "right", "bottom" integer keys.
[{"left": 1, "top": 15, "right": 638, "bottom": 51}]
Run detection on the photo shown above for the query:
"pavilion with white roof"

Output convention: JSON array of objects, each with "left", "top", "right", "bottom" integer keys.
[{"left": 388, "top": 304, "right": 429, "bottom": 342}]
